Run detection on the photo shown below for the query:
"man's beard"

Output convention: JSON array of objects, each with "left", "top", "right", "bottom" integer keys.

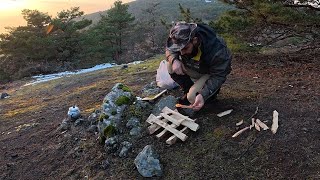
[{"left": 186, "top": 44, "right": 198, "bottom": 58}]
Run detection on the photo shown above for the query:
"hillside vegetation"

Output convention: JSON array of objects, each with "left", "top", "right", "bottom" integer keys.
[
  {"left": 0, "top": 50, "right": 319, "bottom": 179},
  {"left": 1, "top": 0, "right": 319, "bottom": 83},
  {"left": 0, "top": 0, "right": 319, "bottom": 178}
]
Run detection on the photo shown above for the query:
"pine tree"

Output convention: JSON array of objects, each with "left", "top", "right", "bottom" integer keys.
[{"left": 98, "top": 1, "right": 135, "bottom": 61}]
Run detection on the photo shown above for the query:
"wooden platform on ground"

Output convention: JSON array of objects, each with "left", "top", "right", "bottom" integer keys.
[{"left": 146, "top": 107, "right": 199, "bottom": 145}]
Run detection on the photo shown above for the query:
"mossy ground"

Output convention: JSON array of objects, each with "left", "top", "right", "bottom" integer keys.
[{"left": 0, "top": 52, "right": 319, "bottom": 179}]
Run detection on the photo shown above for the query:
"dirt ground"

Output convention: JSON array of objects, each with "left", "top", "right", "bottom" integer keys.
[{"left": 0, "top": 50, "right": 319, "bottom": 179}]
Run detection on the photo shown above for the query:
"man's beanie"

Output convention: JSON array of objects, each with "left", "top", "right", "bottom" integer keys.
[{"left": 166, "top": 21, "right": 197, "bottom": 52}]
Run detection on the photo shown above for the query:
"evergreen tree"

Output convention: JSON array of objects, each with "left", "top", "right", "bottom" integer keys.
[{"left": 97, "top": 0, "right": 135, "bottom": 61}]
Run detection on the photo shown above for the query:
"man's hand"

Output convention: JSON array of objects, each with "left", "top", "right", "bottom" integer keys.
[
  {"left": 192, "top": 94, "right": 204, "bottom": 111},
  {"left": 172, "top": 60, "right": 186, "bottom": 75}
]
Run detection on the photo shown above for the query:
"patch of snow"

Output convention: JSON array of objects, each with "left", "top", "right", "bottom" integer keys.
[{"left": 24, "top": 61, "right": 143, "bottom": 86}]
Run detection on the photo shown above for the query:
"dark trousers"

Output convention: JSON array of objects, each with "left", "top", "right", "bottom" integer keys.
[{"left": 170, "top": 73, "right": 194, "bottom": 94}]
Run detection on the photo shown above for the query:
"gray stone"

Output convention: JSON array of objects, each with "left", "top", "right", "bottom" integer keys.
[
  {"left": 119, "top": 147, "right": 130, "bottom": 158},
  {"left": 119, "top": 141, "right": 133, "bottom": 158},
  {"left": 105, "top": 136, "right": 118, "bottom": 146},
  {"left": 58, "top": 118, "right": 69, "bottom": 131},
  {"left": 141, "top": 81, "right": 162, "bottom": 97},
  {"left": 105, "top": 143, "right": 119, "bottom": 154},
  {"left": 121, "top": 141, "right": 132, "bottom": 149},
  {"left": 88, "top": 112, "right": 98, "bottom": 124},
  {"left": 101, "top": 160, "right": 110, "bottom": 169},
  {"left": 101, "top": 83, "right": 133, "bottom": 126},
  {"left": 87, "top": 125, "right": 97, "bottom": 133},
  {"left": 152, "top": 95, "right": 177, "bottom": 115},
  {"left": 134, "top": 145, "right": 162, "bottom": 177},
  {"left": 74, "top": 118, "right": 85, "bottom": 126},
  {"left": 0, "top": 92, "right": 9, "bottom": 99},
  {"left": 126, "top": 117, "right": 141, "bottom": 129},
  {"left": 130, "top": 127, "right": 142, "bottom": 136}
]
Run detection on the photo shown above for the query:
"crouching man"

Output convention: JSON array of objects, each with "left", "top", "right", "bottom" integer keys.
[{"left": 166, "top": 21, "right": 232, "bottom": 113}]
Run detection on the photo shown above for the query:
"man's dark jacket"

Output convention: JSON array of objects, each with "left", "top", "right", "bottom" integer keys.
[{"left": 169, "top": 23, "right": 232, "bottom": 101}]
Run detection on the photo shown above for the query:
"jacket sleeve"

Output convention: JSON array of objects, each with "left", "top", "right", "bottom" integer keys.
[{"left": 199, "top": 48, "right": 232, "bottom": 100}]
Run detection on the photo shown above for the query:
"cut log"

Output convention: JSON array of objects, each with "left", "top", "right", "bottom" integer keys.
[
  {"left": 156, "top": 112, "right": 182, "bottom": 138},
  {"left": 162, "top": 107, "right": 199, "bottom": 131},
  {"left": 250, "top": 118, "right": 255, "bottom": 130},
  {"left": 166, "top": 126, "right": 189, "bottom": 145},
  {"left": 254, "top": 122, "right": 261, "bottom": 131},
  {"left": 271, "top": 110, "right": 279, "bottom": 134},
  {"left": 150, "top": 118, "right": 188, "bottom": 141},
  {"left": 232, "top": 126, "right": 250, "bottom": 138},
  {"left": 148, "top": 124, "right": 162, "bottom": 134},
  {"left": 256, "top": 119, "right": 269, "bottom": 130},
  {"left": 217, "top": 109, "right": 233, "bottom": 117},
  {"left": 156, "top": 123, "right": 178, "bottom": 138},
  {"left": 146, "top": 114, "right": 166, "bottom": 134},
  {"left": 160, "top": 113, "right": 183, "bottom": 126}
]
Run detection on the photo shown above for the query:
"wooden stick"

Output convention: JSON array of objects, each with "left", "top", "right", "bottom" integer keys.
[
  {"left": 254, "top": 122, "right": 261, "bottom": 131},
  {"left": 166, "top": 117, "right": 198, "bottom": 145},
  {"left": 160, "top": 113, "right": 183, "bottom": 126},
  {"left": 175, "top": 103, "right": 193, "bottom": 109},
  {"left": 217, "top": 109, "right": 233, "bottom": 117},
  {"left": 256, "top": 119, "right": 269, "bottom": 130},
  {"left": 271, "top": 110, "right": 279, "bottom": 134},
  {"left": 162, "top": 107, "right": 194, "bottom": 122},
  {"left": 142, "top": 89, "right": 167, "bottom": 101},
  {"left": 232, "top": 126, "right": 250, "bottom": 138},
  {"left": 166, "top": 126, "right": 189, "bottom": 145},
  {"left": 236, "top": 120, "right": 243, "bottom": 126}
]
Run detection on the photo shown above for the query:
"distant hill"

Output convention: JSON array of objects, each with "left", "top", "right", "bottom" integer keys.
[{"left": 75, "top": 0, "right": 233, "bottom": 28}]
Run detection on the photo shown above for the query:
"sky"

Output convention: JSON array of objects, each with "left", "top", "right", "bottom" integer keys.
[{"left": 0, "top": 0, "right": 134, "bottom": 33}]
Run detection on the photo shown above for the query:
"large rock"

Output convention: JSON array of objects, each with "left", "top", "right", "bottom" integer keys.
[
  {"left": 126, "top": 117, "right": 141, "bottom": 129},
  {"left": 152, "top": 95, "right": 177, "bottom": 115},
  {"left": 98, "top": 83, "right": 133, "bottom": 137},
  {"left": 141, "top": 81, "right": 162, "bottom": 97},
  {"left": 134, "top": 145, "right": 162, "bottom": 177}
]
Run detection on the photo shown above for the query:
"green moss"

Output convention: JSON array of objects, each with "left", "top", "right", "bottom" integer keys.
[
  {"left": 117, "top": 84, "right": 124, "bottom": 89},
  {"left": 128, "top": 105, "right": 143, "bottom": 119},
  {"left": 98, "top": 135, "right": 106, "bottom": 145},
  {"left": 98, "top": 113, "right": 109, "bottom": 122},
  {"left": 111, "top": 110, "right": 117, "bottom": 115},
  {"left": 117, "top": 84, "right": 131, "bottom": 92},
  {"left": 103, "top": 125, "right": 117, "bottom": 138},
  {"left": 115, "top": 96, "right": 131, "bottom": 106}
]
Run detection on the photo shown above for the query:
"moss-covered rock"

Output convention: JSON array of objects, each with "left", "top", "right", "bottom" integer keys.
[
  {"left": 98, "top": 113, "right": 109, "bottom": 122},
  {"left": 111, "top": 109, "right": 117, "bottom": 115},
  {"left": 117, "top": 84, "right": 131, "bottom": 92},
  {"left": 103, "top": 125, "right": 117, "bottom": 138},
  {"left": 115, "top": 96, "right": 131, "bottom": 106}
]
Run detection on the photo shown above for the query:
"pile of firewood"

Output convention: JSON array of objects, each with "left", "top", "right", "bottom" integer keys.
[{"left": 232, "top": 110, "right": 279, "bottom": 138}]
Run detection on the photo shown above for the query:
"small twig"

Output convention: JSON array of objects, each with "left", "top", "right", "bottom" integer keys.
[
  {"left": 245, "top": 106, "right": 259, "bottom": 124},
  {"left": 235, "top": 133, "right": 262, "bottom": 161},
  {"left": 234, "top": 106, "right": 260, "bottom": 161}
]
